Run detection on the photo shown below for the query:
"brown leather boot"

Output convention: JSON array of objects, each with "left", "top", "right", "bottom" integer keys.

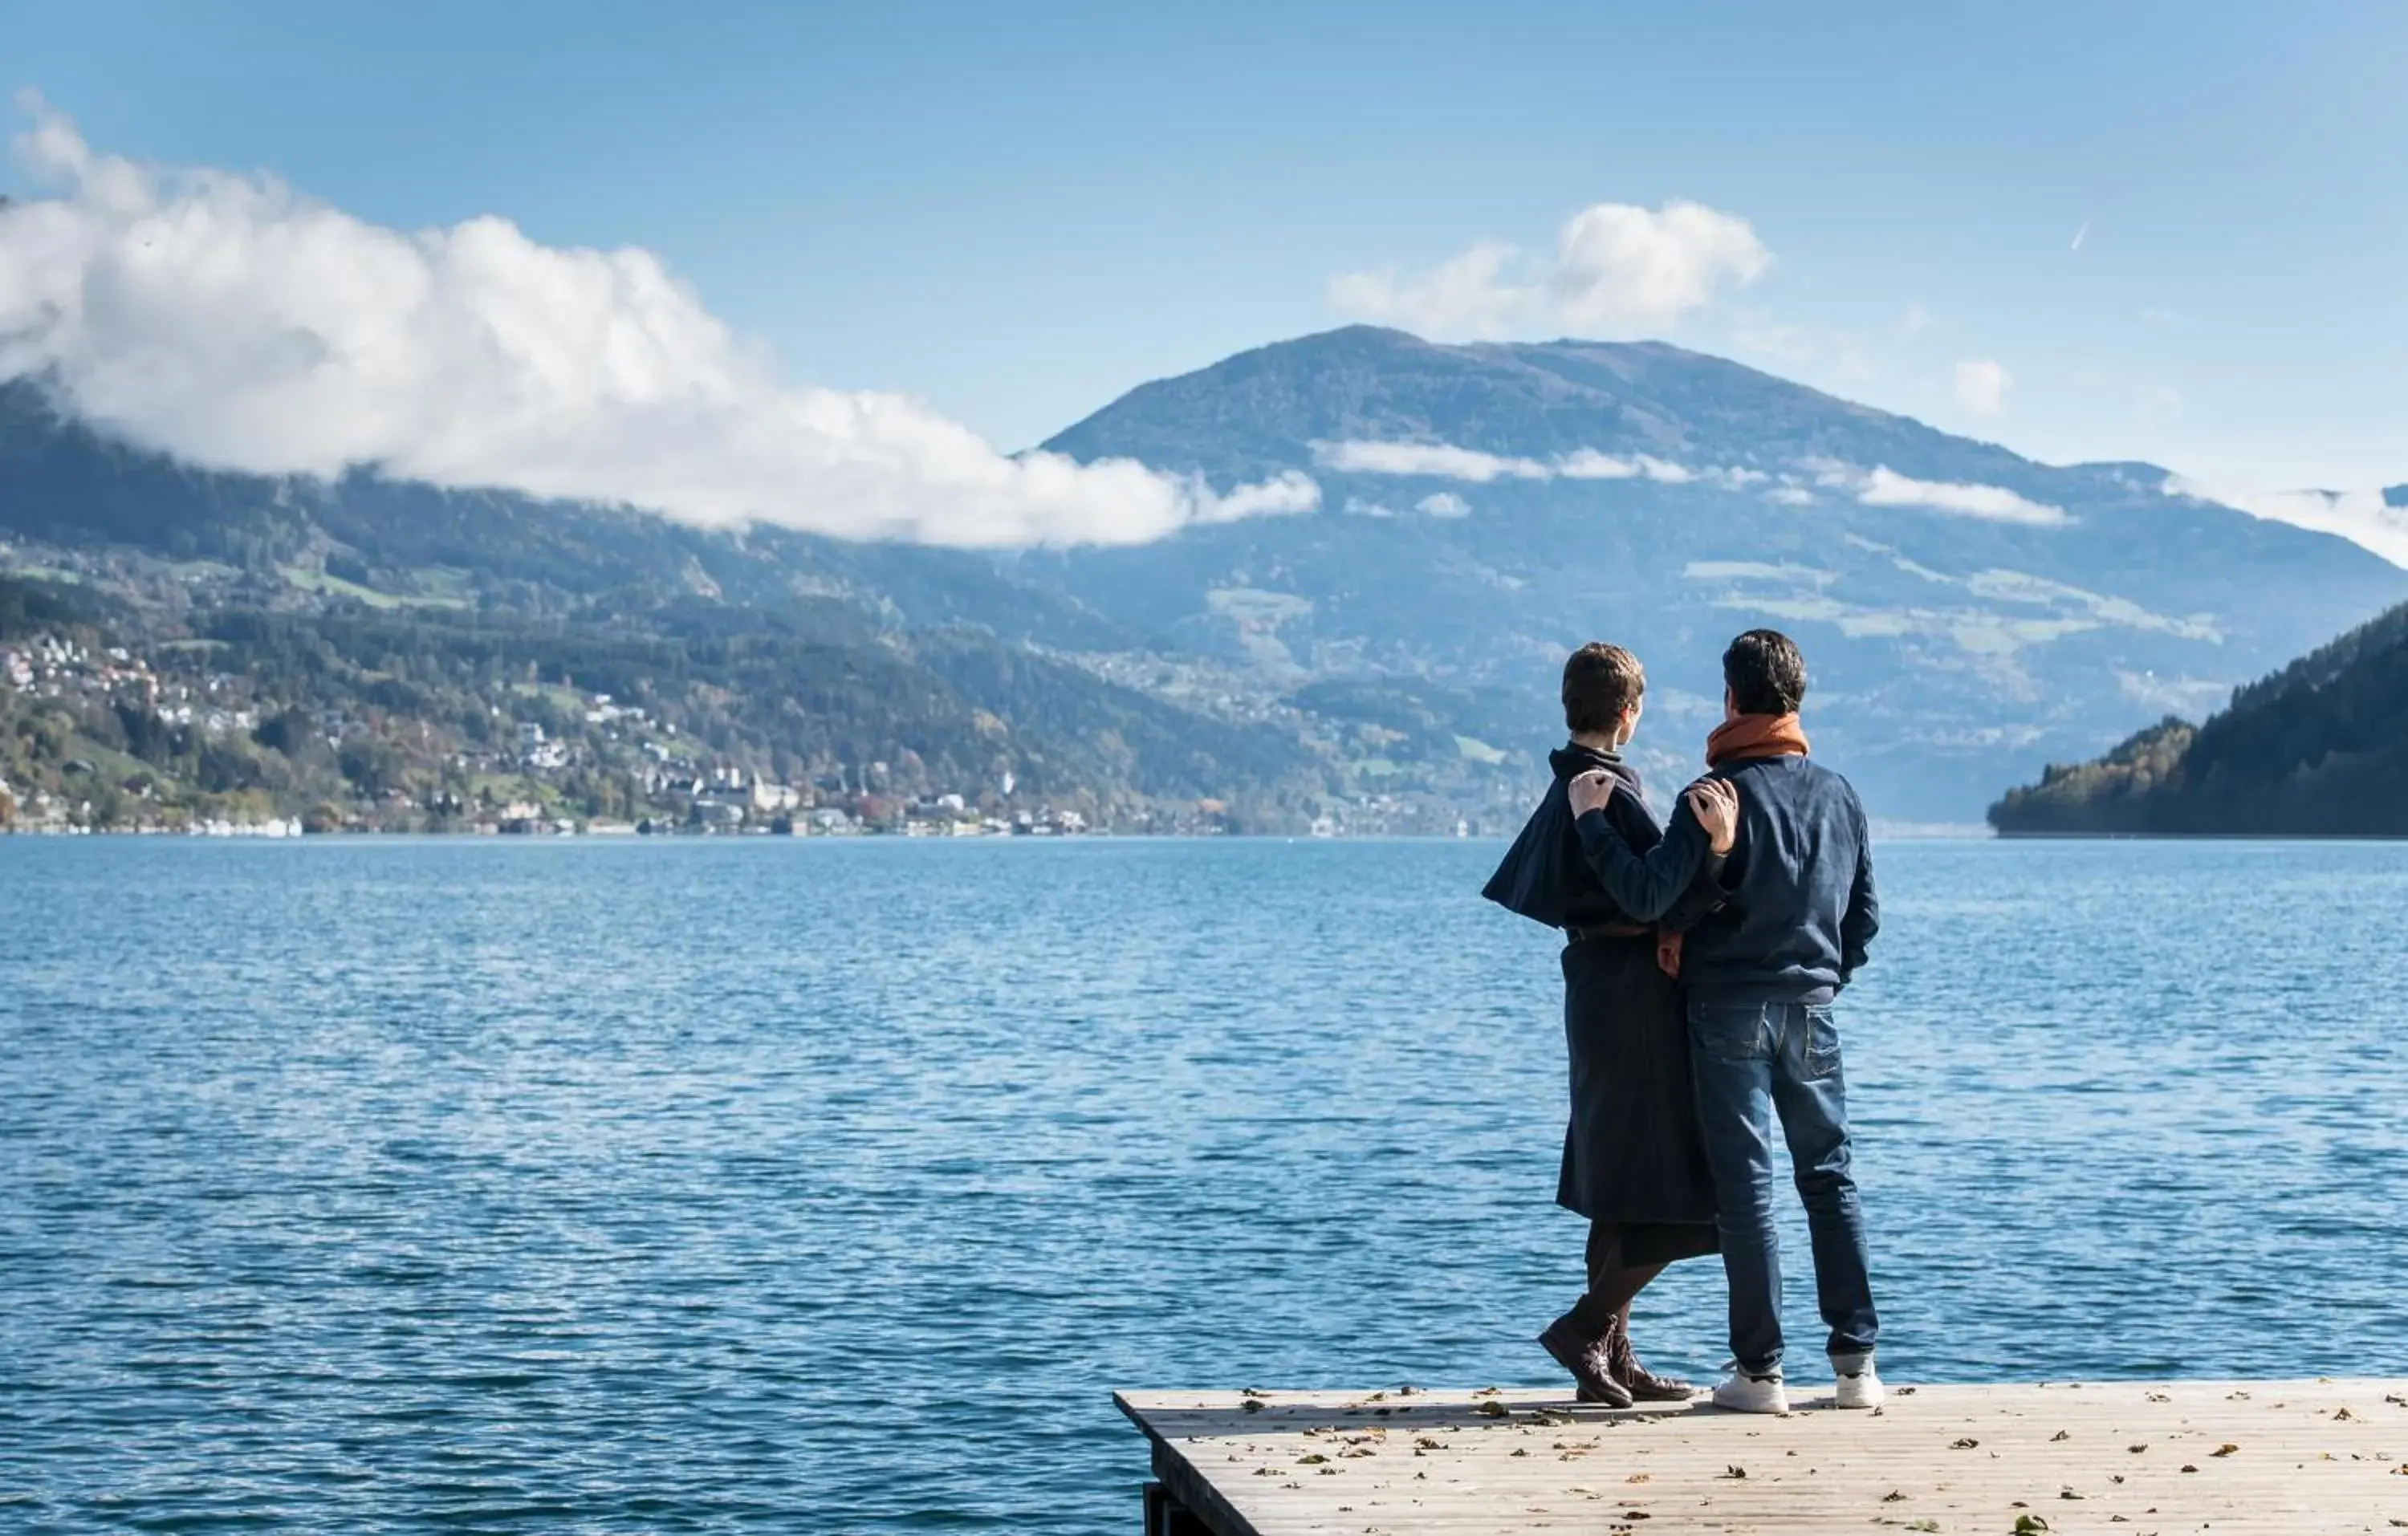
[
  {"left": 1537, "top": 1314, "right": 1633, "bottom": 1408},
  {"left": 1605, "top": 1307, "right": 1695, "bottom": 1401}
]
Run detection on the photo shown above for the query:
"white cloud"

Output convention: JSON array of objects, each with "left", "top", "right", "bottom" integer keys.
[
  {"left": 1415, "top": 491, "right": 1470, "bottom": 518},
  {"left": 1953, "top": 359, "right": 2009, "bottom": 417},
  {"left": 1328, "top": 199, "right": 1769, "bottom": 340},
  {"left": 1311, "top": 440, "right": 1548, "bottom": 482},
  {"left": 1556, "top": 448, "right": 1639, "bottom": 480},
  {"left": 1319, "top": 438, "right": 1796, "bottom": 501},
  {"left": 1325, "top": 242, "right": 1525, "bottom": 342},
  {"left": 2162, "top": 476, "right": 2408, "bottom": 570},
  {"left": 1854, "top": 465, "right": 2067, "bottom": 526},
  {"left": 0, "top": 99, "right": 1313, "bottom": 550}
]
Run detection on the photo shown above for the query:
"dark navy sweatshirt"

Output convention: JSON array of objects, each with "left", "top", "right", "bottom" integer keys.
[{"left": 1573, "top": 753, "right": 1878, "bottom": 1004}]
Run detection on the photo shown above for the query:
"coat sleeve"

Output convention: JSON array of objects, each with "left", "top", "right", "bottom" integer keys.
[
  {"left": 1659, "top": 849, "right": 1729, "bottom": 933},
  {"left": 1572, "top": 801, "right": 1711, "bottom": 923},
  {"left": 1839, "top": 796, "right": 1879, "bottom": 983}
]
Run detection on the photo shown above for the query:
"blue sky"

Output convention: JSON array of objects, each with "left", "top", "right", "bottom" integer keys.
[{"left": 9, "top": 0, "right": 2406, "bottom": 496}]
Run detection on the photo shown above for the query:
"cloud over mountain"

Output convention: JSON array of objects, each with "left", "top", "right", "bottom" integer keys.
[
  {"left": 2164, "top": 477, "right": 2408, "bottom": 570},
  {"left": 1313, "top": 439, "right": 1722, "bottom": 486},
  {"left": 1328, "top": 199, "right": 1769, "bottom": 340},
  {"left": 0, "top": 99, "right": 1314, "bottom": 549}
]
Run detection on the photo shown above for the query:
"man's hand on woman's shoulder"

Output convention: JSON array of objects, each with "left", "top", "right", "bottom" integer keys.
[{"left": 1567, "top": 770, "right": 1617, "bottom": 818}]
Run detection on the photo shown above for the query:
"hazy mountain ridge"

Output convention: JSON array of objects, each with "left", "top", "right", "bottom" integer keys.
[{"left": 1033, "top": 327, "right": 2408, "bottom": 819}]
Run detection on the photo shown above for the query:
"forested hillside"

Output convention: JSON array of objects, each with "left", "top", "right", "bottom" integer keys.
[
  {"left": 0, "top": 381, "right": 1359, "bottom": 833},
  {"left": 1988, "top": 599, "right": 2408, "bottom": 835}
]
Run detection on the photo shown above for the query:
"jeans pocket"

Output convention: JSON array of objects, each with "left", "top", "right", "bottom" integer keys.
[
  {"left": 1690, "top": 1002, "right": 1769, "bottom": 1064},
  {"left": 1803, "top": 1005, "right": 1844, "bottom": 1080}
]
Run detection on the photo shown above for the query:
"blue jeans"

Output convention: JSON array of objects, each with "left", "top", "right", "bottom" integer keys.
[{"left": 1687, "top": 998, "right": 1879, "bottom": 1375}]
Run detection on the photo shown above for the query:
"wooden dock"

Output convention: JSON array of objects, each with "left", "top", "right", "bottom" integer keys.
[{"left": 1117, "top": 1378, "right": 2408, "bottom": 1534}]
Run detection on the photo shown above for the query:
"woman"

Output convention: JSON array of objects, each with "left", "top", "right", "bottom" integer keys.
[{"left": 1482, "top": 641, "right": 1736, "bottom": 1406}]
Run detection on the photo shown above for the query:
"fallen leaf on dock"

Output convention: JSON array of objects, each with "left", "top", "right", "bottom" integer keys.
[
  {"left": 1721, "top": 1465, "right": 1746, "bottom": 1479},
  {"left": 1906, "top": 1522, "right": 1938, "bottom": 1534},
  {"left": 1951, "top": 1436, "right": 1981, "bottom": 1449},
  {"left": 2334, "top": 1407, "right": 2356, "bottom": 1420},
  {"left": 1881, "top": 1490, "right": 1906, "bottom": 1501},
  {"left": 2127, "top": 1443, "right": 2147, "bottom": 1453},
  {"left": 2052, "top": 1429, "right": 2070, "bottom": 1441},
  {"left": 2180, "top": 1464, "right": 2199, "bottom": 1473},
  {"left": 1625, "top": 1473, "right": 1649, "bottom": 1483},
  {"left": 2211, "top": 1443, "right": 2239, "bottom": 1457},
  {"left": 2014, "top": 1516, "right": 2052, "bottom": 1534}
]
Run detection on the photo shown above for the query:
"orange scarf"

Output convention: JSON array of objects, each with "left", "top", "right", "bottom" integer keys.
[{"left": 1706, "top": 712, "right": 1811, "bottom": 768}]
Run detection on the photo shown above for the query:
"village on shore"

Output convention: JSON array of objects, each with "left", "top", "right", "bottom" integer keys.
[{"left": 0, "top": 630, "right": 1346, "bottom": 840}]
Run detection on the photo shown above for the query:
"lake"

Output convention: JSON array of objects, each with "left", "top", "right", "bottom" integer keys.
[{"left": 2, "top": 836, "right": 2403, "bottom": 1533}]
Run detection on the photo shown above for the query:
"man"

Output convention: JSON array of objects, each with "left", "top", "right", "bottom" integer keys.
[{"left": 1567, "top": 628, "right": 1881, "bottom": 1414}]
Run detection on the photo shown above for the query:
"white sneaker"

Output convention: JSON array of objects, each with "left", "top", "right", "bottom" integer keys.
[
  {"left": 1712, "top": 1365, "right": 1788, "bottom": 1414},
  {"left": 1832, "top": 1351, "right": 1883, "bottom": 1409}
]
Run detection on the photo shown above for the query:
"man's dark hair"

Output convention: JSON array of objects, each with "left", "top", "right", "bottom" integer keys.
[
  {"left": 1563, "top": 642, "right": 1645, "bottom": 736},
  {"left": 1723, "top": 628, "right": 1808, "bottom": 716}
]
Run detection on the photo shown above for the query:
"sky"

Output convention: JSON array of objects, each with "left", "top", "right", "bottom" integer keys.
[{"left": 6, "top": 0, "right": 2406, "bottom": 547}]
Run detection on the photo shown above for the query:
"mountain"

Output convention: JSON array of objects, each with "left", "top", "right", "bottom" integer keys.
[
  {"left": 1032, "top": 326, "right": 2408, "bottom": 819},
  {"left": 7, "top": 327, "right": 2406, "bottom": 831},
  {"left": 1988, "top": 598, "right": 2408, "bottom": 835},
  {"left": 0, "top": 384, "right": 1337, "bottom": 832}
]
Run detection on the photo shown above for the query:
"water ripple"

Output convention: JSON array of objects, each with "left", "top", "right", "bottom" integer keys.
[{"left": 2, "top": 836, "right": 2403, "bottom": 1532}]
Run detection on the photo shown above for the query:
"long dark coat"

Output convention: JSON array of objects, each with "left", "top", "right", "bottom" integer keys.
[{"left": 1483, "top": 744, "right": 1719, "bottom": 1264}]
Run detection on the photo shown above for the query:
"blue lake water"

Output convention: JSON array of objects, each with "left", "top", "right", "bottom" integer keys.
[{"left": 2, "top": 836, "right": 2404, "bottom": 1533}]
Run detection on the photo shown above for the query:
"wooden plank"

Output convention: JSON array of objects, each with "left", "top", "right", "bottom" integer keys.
[{"left": 1116, "top": 1379, "right": 2408, "bottom": 1535}]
